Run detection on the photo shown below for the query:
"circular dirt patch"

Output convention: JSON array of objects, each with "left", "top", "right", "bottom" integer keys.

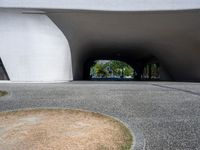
[{"left": 0, "top": 109, "right": 133, "bottom": 150}]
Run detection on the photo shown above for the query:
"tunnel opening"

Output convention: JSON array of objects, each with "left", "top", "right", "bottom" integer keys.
[
  {"left": 141, "top": 63, "right": 160, "bottom": 80},
  {"left": 89, "top": 60, "right": 134, "bottom": 81},
  {"left": 84, "top": 58, "right": 162, "bottom": 81},
  {"left": 81, "top": 45, "right": 171, "bottom": 81},
  {"left": 0, "top": 58, "right": 9, "bottom": 80}
]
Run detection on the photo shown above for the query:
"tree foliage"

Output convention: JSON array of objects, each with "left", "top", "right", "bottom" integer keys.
[{"left": 90, "top": 60, "right": 134, "bottom": 78}]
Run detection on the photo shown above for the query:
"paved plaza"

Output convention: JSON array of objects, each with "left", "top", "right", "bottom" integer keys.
[{"left": 0, "top": 81, "right": 200, "bottom": 149}]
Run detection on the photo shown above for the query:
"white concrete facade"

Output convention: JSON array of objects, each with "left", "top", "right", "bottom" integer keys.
[{"left": 0, "top": 10, "right": 73, "bottom": 82}]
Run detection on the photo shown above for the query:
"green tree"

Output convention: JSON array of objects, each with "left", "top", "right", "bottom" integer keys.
[
  {"left": 109, "top": 60, "right": 134, "bottom": 77},
  {"left": 90, "top": 60, "right": 134, "bottom": 78},
  {"left": 91, "top": 63, "right": 108, "bottom": 77}
]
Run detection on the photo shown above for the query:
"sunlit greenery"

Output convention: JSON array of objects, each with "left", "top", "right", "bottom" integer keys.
[
  {"left": 90, "top": 60, "right": 134, "bottom": 79},
  {"left": 142, "top": 63, "right": 160, "bottom": 79},
  {"left": 89, "top": 59, "right": 160, "bottom": 80}
]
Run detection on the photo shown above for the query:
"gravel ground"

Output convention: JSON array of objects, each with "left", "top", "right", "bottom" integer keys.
[{"left": 0, "top": 81, "right": 200, "bottom": 150}]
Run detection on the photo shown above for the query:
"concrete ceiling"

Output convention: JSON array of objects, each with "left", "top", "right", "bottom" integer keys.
[{"left": 48, "top": 10, "right": 200, "bottom": 81}]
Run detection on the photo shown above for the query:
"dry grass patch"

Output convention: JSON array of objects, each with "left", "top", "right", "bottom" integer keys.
[
  {"left": 0, "top": 109, "right": 133, "bottom": 150},
  {"left": 0, "top": 91, "right": 7, "bottom": 97}
]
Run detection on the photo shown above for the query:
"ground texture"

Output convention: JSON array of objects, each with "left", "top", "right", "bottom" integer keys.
[
  {"left": 0, "top": 109, "right": 132, "bottom": 150},
  {"left": 0, "top": 81, "right": 200, "bottom": 149}
]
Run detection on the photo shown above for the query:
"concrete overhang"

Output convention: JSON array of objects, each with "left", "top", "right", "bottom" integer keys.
[
  {"left": 0, "top": 0, "right": 200, "bottom": 12},
  {"left": 36, "top": 9, "right": 199, "bottom": 81}
]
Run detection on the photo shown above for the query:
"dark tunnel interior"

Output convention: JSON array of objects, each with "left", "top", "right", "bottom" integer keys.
[{"left": 81, "top": 46, "right": 172, "bottom": 81}]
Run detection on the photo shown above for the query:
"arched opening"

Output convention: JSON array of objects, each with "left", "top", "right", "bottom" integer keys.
[
  {"left": 80, "top": 45, "right": 172, "bottom": 81},
  {"left": 0, "top": 58, "right": 9, "bottom": 80},
  {"left": 89, "top": 60, "right": 134, "bottom": 81},
  {"left": 84, "top": 58, "right": 166, "bottom": 81}
]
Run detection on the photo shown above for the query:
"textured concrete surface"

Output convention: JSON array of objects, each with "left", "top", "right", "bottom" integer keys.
[{"left": 0, "top": 81, "right": 200, "bottom": 149}]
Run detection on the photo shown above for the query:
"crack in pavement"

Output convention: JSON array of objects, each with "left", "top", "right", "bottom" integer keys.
[{"left": 151, "top": 84, "right": 200, "bottom": 97}]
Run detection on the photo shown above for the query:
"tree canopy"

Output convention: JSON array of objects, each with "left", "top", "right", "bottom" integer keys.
[{"left": 90, "top": 60, "right": 134, "bottom": 78}]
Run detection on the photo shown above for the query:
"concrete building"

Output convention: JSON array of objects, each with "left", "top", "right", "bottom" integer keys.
[{"left": 0, "top": 0, "right": 200, "bottom": 82}]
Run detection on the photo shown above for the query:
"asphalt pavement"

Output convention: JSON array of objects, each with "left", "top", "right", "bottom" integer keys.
[{"left": 0, "top": 81, "right": 200, "bottom": 150}]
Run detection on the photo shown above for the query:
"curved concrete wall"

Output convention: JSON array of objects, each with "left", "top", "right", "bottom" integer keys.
[{"left": 0, "top": 10, "right": 73, "bottom": 82}]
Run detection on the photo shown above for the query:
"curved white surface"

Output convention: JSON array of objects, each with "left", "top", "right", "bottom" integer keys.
[
  {"left": 0, "top": 10, "right": 73, "bottom": 82},
  {"left": 0, "top": 0, "right": 200, "bottom": 11}
]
